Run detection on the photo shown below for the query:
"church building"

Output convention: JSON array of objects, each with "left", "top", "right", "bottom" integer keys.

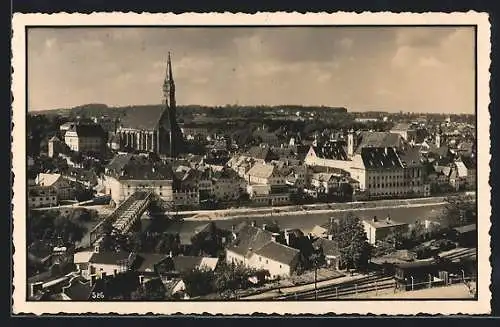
[{"left": 115, "top": 52, "right": 184, "bottom": 157}]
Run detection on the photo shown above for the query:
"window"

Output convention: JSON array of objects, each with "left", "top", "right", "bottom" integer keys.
[
  {"left": 279, "top": 264, "right": 282, "bottom": 268},
  {"left": 266, "top": 260, "right": 269, "bottom": 264}
]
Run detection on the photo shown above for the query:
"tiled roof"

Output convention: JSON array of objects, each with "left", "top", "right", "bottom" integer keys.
[
  {"left": 118, "top": 105, "right": 164, "bottom": 130},
  {"left": 360, "top": 147, "right": 403, "bottom": 169},
  {"left": 313, "top": 140, "right": 348, "bottom": 160},
  {"left": 254, "top": 241, "right": 300, "bottom": 266},
  {"left": 355, "top": 132, "right": 404, "bottom": 154},
  {"left": 106, "top": 154, "right": 174, "bottom": 180},
  {"left": 230, "top": 224, "right": 274, "bottom": 257},
  {"left": 398, "top": 147, "right": 423, "bottom": 168},
  {"left": 89, "top": 251, "right": 133, "bottom": 265}
]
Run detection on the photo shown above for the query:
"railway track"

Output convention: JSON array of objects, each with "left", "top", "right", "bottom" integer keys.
[{"left": 275, "top": 273, "right": 395, "bottom": 300}]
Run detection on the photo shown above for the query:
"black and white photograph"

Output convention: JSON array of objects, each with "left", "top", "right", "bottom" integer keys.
[{"left": 11, "top": 12, "right": 491, "bottom": 315}]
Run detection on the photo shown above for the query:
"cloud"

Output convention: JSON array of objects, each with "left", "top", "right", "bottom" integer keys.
[{"left": 27, "top": 26, "right": 475, "bottom": 113}]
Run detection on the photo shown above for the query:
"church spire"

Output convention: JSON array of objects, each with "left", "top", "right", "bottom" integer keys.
[{"left": 162, "top": 52, "right": 176, "bottom": 111}]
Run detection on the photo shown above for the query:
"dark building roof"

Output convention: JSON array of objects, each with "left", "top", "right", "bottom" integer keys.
[
  {"left": 254, "top": 241, "right": 300, "bottom": 266},
  {"left": 118, "top": 106, "right": 164, "bottom": 131},
  {"left": 230, "top": 224, "right": 274, "bottom": 257},
  {"left": 89, "top": 251, "right": 133, "bottom": 265},
  {"left": 68, "top": 124, "right": 106, "bottom": 138},
  {"left": 313, "top": 140, "right": 348, "bottom": 160},
  {"left": 360, "top": 147, "right": 403, "bottom": 169},
  {"left": 135, "top": 253, "right": 170, "bottom": 273},
  {"left": 105, "top": 154, "right": 174, "bottom": 180},
  {"left": 172, "top": 256, "right": 204, "bottom": 273},
  {"left": 398, "top": 147, "right": 423, "bottom": 168},
  {"left": 355, "top": 132, "right": 405, "bottom": 154}
]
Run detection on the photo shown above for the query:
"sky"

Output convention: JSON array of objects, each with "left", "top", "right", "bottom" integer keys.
[{"left": 27, "top": 26, "right": 475, "bottom": 114}]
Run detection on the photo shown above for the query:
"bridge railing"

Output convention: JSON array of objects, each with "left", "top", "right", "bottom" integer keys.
[{"left": 89, "top": 191, "right": 153, "bottom": 245}]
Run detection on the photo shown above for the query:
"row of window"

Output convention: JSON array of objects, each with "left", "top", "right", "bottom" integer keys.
[
  {"left": 368, "top": 181, "right": 421, "bottom": 188},
  {"left": 30, "top": 196, "right": 56, "bottom": 201}
]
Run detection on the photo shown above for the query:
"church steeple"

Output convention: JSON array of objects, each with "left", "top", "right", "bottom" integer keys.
[{"left": 162, "top": 52, "right": 176, "bottom": 113}]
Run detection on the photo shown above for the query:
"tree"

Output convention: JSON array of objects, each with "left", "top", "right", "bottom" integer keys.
[
  {"left": 182, "top": 267, "right": 215, "bottom": 297},
  {"left": 329, "top": 213, "right": 372, "bottom": 271}
]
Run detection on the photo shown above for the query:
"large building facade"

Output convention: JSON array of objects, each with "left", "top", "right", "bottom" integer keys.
[{"left": 115, "top": 52, "right": 184, "bottom": 157}]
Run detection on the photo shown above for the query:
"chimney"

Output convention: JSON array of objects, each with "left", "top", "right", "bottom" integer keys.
[
  {"left": 386, "top": 215, "right": 391, "bottom": 223},
  {"left": 30, "top": 282, "right": 43, "bottom": 297},
  {"left": 169, "top": 251, "right": 173, "bottom": 258},
  {"left": 373, "top": 216, "right": 378, "bottom": 222},
  {"left": 114, "top": 269, "right": 118, "bottom": 276},
  {"left": 251, "top": 220, "right": 256, "bottom": 227},
  {"left": 271, "top": 233, "right": 280, "bottom": 243},
  {"left": 231, "top": 225, "right": 235, "bottom": 232},
  {"left": 90, "top": 274, "right": 97, "bottom": 287},
  {"left": 327, "top": 234, "right": 333, "bottom": 241},
  {"left": 101, "top": 272, "right": 107, "bottom": 279},
  {"left": 262, "top": 223, "right": 267, "bottom": 231},
  {"left": 385, "top": 147, "right": 389, "bottom": 156},
  {"left": 139, "top": 275, "right": 145, "bottom": 285}
]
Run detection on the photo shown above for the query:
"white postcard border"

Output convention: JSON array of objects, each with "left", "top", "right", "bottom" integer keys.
[{"left": 11, "top": 11, "right": 492, "bottom": 315}]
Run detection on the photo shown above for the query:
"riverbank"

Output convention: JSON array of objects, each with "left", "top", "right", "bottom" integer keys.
[{"left": 180, "top": 196, "right": 452, "bottom": 221}]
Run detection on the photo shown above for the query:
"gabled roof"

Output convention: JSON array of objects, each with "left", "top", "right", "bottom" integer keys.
[
  {"left": 89, "top": 251, "right": 133, "bottom": 265},
  {"left": 229, "top": 224, "right": 274, "bottom": 257},
  {"left": 135, "top": 253, "right": 170, "bottom": 273},
  {"left": 118, "top": 106, "right": 164, "bottom": 131},
  {"left": 106, "top": 154, "right": 174, "bottom": 180},
  {"left": 253, "top": 241, "right": 300, "bottom": 266}
]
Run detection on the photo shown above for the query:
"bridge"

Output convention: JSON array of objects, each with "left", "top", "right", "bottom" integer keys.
[{"left": 89, "top": 191, "right": 154, "bottom": 245}]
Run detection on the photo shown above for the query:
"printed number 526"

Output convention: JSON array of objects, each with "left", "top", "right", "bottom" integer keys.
[{"left": 91, "top": 292, "right": 105, "bottom": 299}]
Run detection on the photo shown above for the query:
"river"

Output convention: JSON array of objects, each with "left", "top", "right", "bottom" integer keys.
[{"left": 144, "top": 203, "right": 446, "bottom": 234}]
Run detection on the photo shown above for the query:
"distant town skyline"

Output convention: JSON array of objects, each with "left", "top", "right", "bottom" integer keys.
[{"left": 28, "top": 26, "right": 475, "bottom": 114}]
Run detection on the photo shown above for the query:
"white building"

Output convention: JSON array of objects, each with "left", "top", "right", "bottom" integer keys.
[
  {"left": 103, "top": 153, "right": 174, "bottom": 205},
  {"left": 36, "top": 173, "right": 73, "bottom": 201},
  {"left": 362, "top": 216, "right": 409, "bottom": 245},
  {"left": 64, "top": 124, "right": 105, "bottom": 154},
  {"left": 226, "top": 222, "right": 300, "bottom": 279}
]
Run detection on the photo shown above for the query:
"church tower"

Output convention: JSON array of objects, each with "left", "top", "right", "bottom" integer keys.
[{"left": 158, "top": 52, "right": 184, "bottom": 157}]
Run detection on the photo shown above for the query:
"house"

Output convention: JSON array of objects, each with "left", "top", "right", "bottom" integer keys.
[
  {"left": 82, "top": 251, "right": 138, "bottom": 279},
  {"left": 103, "top": 153, "right": 174, "bottom": 205},
  {"left": 64, "top": 123, "right": 106, "bottom": 154},
  {"left": 246, "top": 162, "right": 287, "bottom": 187},
  {"left": 452, "top": 224, "right": 477, "bottom": 247},
  {"left": 313, "top": 237, "right": 341, "bottom": 269},
  {"left": 362, "top": 215, "right": 410, "bottom": 245},
  {"left": 36, "top": 173, "right": 73, "bottom": 201},
  {"left": 28, "top": 185, "right": 58, "bottom": 208},
  {"left": 226, "top": 222, "right": 300, "bottom": 278}
]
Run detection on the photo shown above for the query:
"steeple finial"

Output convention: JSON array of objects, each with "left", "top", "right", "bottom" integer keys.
[{"left": 162, "top": 52, "right": 176, "bottom": 109}]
